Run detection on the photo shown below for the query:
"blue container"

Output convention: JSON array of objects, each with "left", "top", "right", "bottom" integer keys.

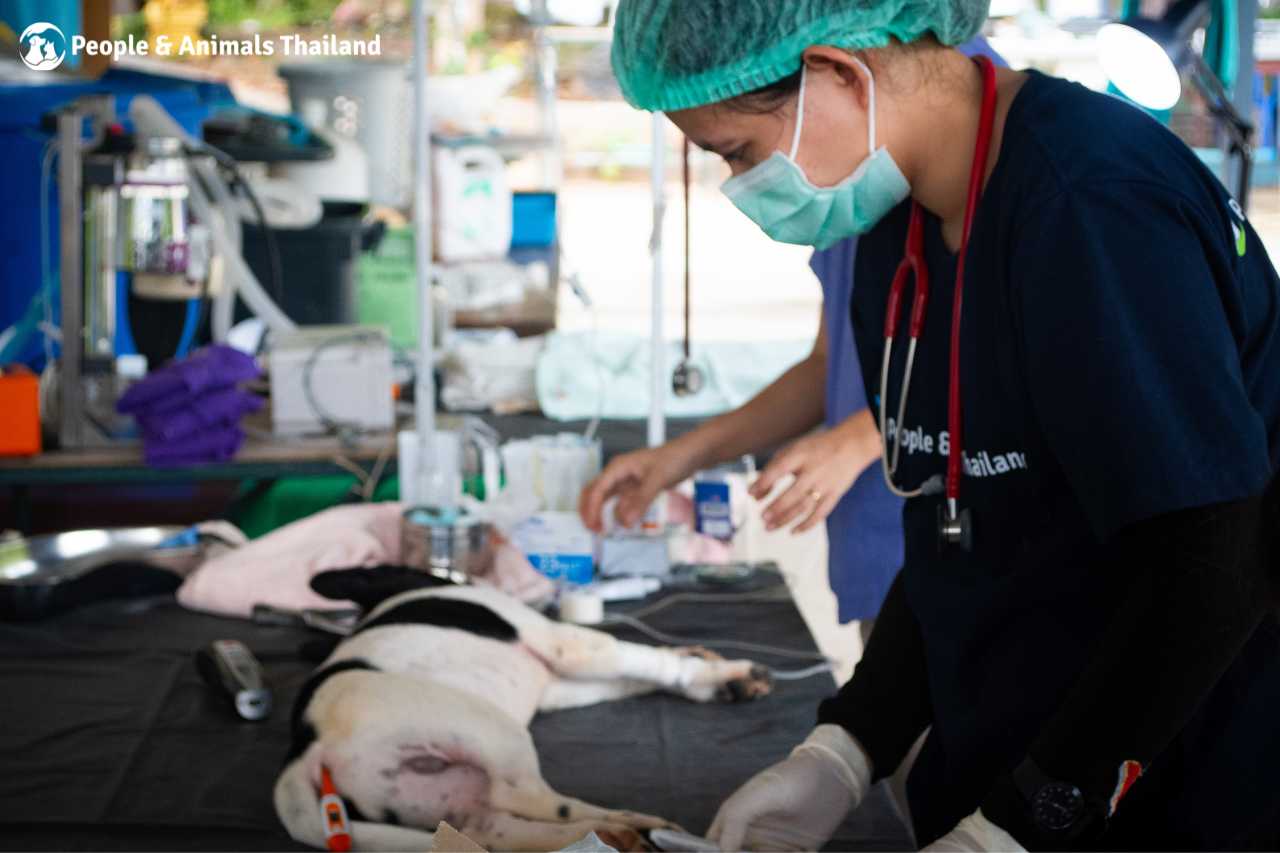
[{"left": 510, "top": 191, "right": 557, "bottom": 248}]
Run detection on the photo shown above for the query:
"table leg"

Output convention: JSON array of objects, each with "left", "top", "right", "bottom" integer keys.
[{"left": 11, "top": 485, "right": 31, "bottom": 535}]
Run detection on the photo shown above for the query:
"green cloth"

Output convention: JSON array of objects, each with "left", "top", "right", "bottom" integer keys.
[
  {"left": 230, "top": 476, "right": 401, "bottom": 539},
  {"left": 611, "top": 0, "right": 989, "bottom": 112}
]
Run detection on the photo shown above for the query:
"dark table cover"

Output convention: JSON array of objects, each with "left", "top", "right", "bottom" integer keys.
[{"left": 0, "top": 579, "right": 910, "bottom": 851}]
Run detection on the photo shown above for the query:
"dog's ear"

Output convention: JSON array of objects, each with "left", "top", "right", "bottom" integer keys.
[{"left": 311, "top": 565, "right": 453, "bottom": 611}]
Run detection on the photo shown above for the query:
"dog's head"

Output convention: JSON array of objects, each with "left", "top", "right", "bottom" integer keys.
[{"left": 311, "top": 565, "right": 458, "bottom": 612}]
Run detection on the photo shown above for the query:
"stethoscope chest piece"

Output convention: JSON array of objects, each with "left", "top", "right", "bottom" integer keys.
[
  {"left": 937, "top": 504, "right": 974, "bottom": 552},
  {"left": 672, "top": 360, "right": 705, "bottom": 397}
]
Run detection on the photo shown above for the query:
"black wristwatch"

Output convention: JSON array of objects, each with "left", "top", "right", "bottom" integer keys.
[{"left": 1012, "top": 759, "right": 1088, "bottom": 835}]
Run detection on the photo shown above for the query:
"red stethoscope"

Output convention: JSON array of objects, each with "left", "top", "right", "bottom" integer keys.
[{"left": 878, "top": 55, "right": 997, "bottom": 551}]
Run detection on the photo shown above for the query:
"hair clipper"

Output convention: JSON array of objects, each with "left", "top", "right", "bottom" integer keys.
[{"left": 196, "top": 639, "right": 273, "bottom": 721}]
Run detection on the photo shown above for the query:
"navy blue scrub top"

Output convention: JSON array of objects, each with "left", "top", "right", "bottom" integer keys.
[
  {"left": 809, "top": 37, "right": 1005, "bottom": 624},
  {"left": 850, "top": 70, "right": 1280, "bottom": 838}
]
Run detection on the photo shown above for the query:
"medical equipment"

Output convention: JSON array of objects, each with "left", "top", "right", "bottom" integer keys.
[
  {"left": 195, "top": 639, "right": 272, "bottom": 722},
  {"left": 877, "top": 56, "right": 997, "bottom": 551},
  {"left": 693, "top": 456, "right": 755, "bottom": 543},
  {"left": 399, "top": 424, "right": 501, "bottom": 508},
  {"left": 671, "top": 136, "right": 705, "bottom": 398},
  {"left": 599, "top": 534, "right": 670, "bottom": 578},
  {"left": 130, "top": 96, "right": 297, "bottom": 343},
  {"left": 500, "top": 434, "right": 601, "bottom": 513},
  {"left": 251, "top": 603, "right": 360, "bottom": 636},
  {"left": 1101, "top": 0, "right": 1254, "bottom": 208},
  {"left": 557, "top": 588, "right": 605, "bottom": 624},
  {"left": 510, "top": 511, "right": 596, "bottom": 584},
  {"left": 268, "top": 326, "right": 394, "bottom": 437},
  {"left": 400, "top": 506, "right": 496, "bottom": 585},
  {"left": 319, "top": 766, "right": 354, "bottom": 852}
]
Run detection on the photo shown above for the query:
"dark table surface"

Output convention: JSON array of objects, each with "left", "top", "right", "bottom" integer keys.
[{"left": 0, "top": 576, "right": 910, "bottom": 851}]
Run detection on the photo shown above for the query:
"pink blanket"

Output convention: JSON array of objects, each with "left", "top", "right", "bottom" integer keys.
[{"left": 178, "top": 502, "right": 554, "bottom": 618}]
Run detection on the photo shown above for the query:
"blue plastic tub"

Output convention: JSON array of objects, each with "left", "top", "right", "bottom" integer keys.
[{"left": 510, "top": 191, "right": 557, "bottom": 249}]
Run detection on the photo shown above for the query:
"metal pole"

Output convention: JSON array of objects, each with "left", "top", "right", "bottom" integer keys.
[
  {"left": 412, "top": 0, "right": 436, "bottom": 493},
  {"left": 57, "top": 109, "right": 84, "bottom": 450},
  {"left": 647, "top": 113, "right": 667, "bottom": 450},
  {"left": 532, "top": 0, "right": 562, "bottom": 188},
  {"left": 1230, "top": 0, "right": 1256, "bottom": 211}
]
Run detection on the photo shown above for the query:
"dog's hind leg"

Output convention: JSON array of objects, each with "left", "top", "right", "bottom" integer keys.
[
  {"left": 537, "top": 676, "right": 656, "bottom": 712},
  {"left": 299, "top": 670, "right": 670, "bottom": 838},
  {"left": 275, "top": 752, "right": 440, "bottom": 852},
  {"left": 524, "top": 621, "right": 773, "bottom": 703}
]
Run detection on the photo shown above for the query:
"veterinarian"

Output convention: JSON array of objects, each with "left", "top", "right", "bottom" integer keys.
[
  {"left": 580, "top": 37, "right": 1004, "bottom": 637},
  {"left": 609, "top": 0, "right": 1280, "bottom": 850}
]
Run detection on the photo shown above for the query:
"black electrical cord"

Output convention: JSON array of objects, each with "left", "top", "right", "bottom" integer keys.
[
  {"left": 682, "top": 134, "right": 692, "bottom": 362},
  {"left": 671, "top": 136, "right": 705, "bottom": 397},
  {"left": 219, "top": 159, "right": 286, "bottom": 310},
  {"left": 184, "top": 141, "right": 287, "bottom": 309}
]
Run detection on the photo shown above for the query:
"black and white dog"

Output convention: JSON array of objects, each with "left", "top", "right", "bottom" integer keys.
[{"left": 275, "top": 569, "right": 772, "bottom": 851}]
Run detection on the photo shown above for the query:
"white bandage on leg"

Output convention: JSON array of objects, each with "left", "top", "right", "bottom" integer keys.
[{"left": 615, "top": 643, "right": 698, "bottom": 689}]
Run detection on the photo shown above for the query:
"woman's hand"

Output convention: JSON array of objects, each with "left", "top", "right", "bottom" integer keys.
[
  {"left": 750, "top": 411, "right": 880, "bottom": 533},
  {"left": 707, "top": 725, "right": 871, "bottom": 851},
  {"left": 921, "top": 810, "right": 1025, "bottom": 852},
  {"left": 578, "top": 441, "right": 701, "bottom": 532}
]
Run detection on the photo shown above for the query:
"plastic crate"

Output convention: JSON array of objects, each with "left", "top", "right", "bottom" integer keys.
[{"left": 511, "top": 191, "right": 557, "bottom": 249}]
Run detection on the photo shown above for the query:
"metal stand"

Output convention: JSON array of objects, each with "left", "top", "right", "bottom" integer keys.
[
  {"left": 56, "top": 109, "right": 85, "bottom": 450},
  {"left": 1191, "top": 53, "right": 1255, "bottom": 209}
]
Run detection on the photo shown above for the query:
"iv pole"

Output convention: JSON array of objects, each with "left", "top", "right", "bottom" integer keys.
[{"left": 412, "top": 0, "right": 436, "bottom": 495}]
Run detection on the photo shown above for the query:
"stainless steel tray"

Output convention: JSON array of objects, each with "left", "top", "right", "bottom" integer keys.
[
  {"left": 0, "top": 527, "right": 201, "bottom": 587},
  {"left": 0, "top": 526, "right": 211, "bottom": 620}
]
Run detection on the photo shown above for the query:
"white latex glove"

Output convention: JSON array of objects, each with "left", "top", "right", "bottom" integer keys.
[
  {"left": 921, "top": 810, "right": 1025, "bottom": 852},
  {"left": 707, "top": 725, "right": 871, "bottom": 851}
]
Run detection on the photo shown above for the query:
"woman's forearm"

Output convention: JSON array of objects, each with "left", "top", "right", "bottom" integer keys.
[
  {"left": 816, "top": 572, "right": 933, "bottom": 781},
  {"left": 983, "top": 495, "right": 1271, "bottom": 844},
  {"left": 673, "top": 351, "right": 829, "bottom": 471}
]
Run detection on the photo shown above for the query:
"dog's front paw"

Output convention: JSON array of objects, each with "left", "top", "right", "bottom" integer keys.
[{"left": 715, "top": 663, "right": 773, "bottom": 703}]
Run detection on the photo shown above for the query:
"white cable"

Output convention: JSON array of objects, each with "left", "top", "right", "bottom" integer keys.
[
  {"left": 628, "top": 588, "right": 791, "bottom": 621},
  {"left": 583, "top": 295, "right": 604, "bottom": 443},
  {"left": 770, "top": 663, "right": 835, "bottom": 681},
  {"left": 601, "top": 612, "right": 831, "bottom": 663}
]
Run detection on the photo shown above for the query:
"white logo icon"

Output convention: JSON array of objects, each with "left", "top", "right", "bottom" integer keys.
[{"left": 19, "top": 22, "right": 67, "bottom": 71}]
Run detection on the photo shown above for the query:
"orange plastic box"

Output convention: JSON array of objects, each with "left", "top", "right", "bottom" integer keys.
[{"left": 0, "top": 366, "right": 41, "bottom": 456}]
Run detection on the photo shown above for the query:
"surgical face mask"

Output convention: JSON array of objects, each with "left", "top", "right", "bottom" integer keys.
[{"left": 721, "top": 58, "right": 910, "bottom": 249}]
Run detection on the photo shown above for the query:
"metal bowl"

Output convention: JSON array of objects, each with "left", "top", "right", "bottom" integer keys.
[{"left": 399, "top": 506, "right": 494, "bottom": 584}]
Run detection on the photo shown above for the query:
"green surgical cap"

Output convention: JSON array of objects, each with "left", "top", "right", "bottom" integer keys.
[{"left": 612, "top": 0, "right": 989, "bottom": 113}]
